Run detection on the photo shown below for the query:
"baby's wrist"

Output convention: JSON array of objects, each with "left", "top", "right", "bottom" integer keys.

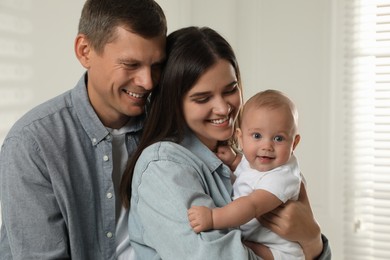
[{"left": 230, "top": 153, "right": 242, "bottom": 171}]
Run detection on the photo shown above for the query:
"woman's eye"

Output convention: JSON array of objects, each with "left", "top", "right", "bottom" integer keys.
[
  {"left": 274, "top": 136, "right": 284, "bottom": 142},
  {"left": 252, "top": 133, "right": 261, "bottom": 139},
  {"left": 224, "top": 84, "right": 238, "bottom": 95},
  {"left": 194, "top": 97, "right": 210, "bottom": 104}
]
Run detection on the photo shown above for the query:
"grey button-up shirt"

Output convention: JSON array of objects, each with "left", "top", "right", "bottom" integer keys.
[{"left": 0, "top": 74, "right": 143, "bottom": 259}]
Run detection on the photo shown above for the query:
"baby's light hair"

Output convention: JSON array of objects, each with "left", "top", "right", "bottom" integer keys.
[{"left": 242, "top": 89, "right": 299, "bottom": 133}]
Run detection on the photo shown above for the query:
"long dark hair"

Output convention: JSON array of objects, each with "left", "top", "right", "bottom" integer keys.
[{"left": 120, "top": 26, "right": 242, "bottom": 208}]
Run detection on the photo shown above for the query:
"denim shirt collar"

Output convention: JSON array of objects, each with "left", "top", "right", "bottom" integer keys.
[{"left": 180, "top": 129, "right": 232, "bottom": 180}]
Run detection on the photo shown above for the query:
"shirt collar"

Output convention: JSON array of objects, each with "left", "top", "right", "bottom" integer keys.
[{"left": 180, "top": 130, "right": 231, "bottom": 179}]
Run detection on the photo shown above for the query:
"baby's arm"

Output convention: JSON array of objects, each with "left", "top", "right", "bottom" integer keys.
[{"left": 188, "top": 189, "right": 282, "bottom": 233}]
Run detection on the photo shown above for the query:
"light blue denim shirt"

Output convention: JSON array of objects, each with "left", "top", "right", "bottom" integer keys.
[
  {"left": 129, "top": 132, "right": 261, "bottom": 259},
  {"left": 0, "top": 74, "right": 143, "bottom": 259},
  {"left": 129, "top": 131, "right": 332, "bottom": 260}
]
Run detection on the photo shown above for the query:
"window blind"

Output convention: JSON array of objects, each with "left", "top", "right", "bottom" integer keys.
[{"left": 344, "top": 0, "right": 390, "bottom": 259}]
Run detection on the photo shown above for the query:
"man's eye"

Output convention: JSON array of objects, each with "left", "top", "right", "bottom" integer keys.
[
  {"left": 152, "top": 64, "right": 162, "bottom": 72},
  {"left": 123, "top": 63, "right": 139, "bottom": 69}
]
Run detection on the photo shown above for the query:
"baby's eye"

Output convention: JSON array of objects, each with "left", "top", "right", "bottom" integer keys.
[
  {"left": 274, "top": 136, "right": 284, "bottom": 142},
  {"left": 252, "top": 133, "right": 261, "bottom": 139}
]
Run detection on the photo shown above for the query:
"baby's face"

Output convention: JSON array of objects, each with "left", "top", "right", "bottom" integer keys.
[{"left": 237, "top": 106, "right": 298, "bottom": 172}]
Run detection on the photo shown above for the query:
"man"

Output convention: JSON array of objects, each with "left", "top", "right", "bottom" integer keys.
[{"left": 0, "top": 0, "right": 166, "bottom": 259}]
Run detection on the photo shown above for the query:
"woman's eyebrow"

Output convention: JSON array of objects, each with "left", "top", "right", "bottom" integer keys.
[{"left": 188, "top": 80, "right": 238, "bottom": 98}]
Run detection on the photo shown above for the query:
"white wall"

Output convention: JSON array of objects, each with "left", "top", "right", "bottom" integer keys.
[
  {"left": 0, "top": 0, "right": 343, "bottom": 258},
  {"left": 0, "top": 0, "right": 85, "bottom": 145}
]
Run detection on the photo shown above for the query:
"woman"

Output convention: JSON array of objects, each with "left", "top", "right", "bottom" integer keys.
[{"left": 120, "top": 26, "right": 331, "bottom": 259}]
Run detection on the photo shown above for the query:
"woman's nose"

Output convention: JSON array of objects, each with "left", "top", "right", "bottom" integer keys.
[{"left": 213, "top": 99, "right": 231, "bottom": 115}]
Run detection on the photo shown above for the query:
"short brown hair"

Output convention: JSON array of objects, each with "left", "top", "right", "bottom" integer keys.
[{"left": 78, "top": 0, "right": 167, "bottom": 54}]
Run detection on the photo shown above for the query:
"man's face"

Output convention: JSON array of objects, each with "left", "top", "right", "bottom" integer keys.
[{"left": 85, "top": 26, "right": 166, "bottom": 129}]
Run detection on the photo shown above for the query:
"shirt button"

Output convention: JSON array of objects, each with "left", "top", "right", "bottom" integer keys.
[
  {"left": 105, "top": 135, "right": 111, "bottom": 141},
  {"left": 106, "top": 193, "right": 113, "bottom": 199},
  {"left": 92, "top": 138, "right": 97, "bottom": 145},
  {"left": 106, "top": 232, "right": 113, "bottom": 238},
  {"left": 103, "top": 155, "right": 109, "bottom": 161}
]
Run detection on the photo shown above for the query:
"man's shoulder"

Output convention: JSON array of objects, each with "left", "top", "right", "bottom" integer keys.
[
  {"left": 6, "top": 74, "right": 87, "bottom": 139},
  {"left": 5, "top": 89, "right": 74, "bottom": 139}
]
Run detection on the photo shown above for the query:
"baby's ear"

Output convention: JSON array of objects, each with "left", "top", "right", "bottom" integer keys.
[
  {"left": 292, "top": 134, "right": 301, "bottom": 150},
  {"left": 236, "top": 128, "right": 243, "bottom": 150}
]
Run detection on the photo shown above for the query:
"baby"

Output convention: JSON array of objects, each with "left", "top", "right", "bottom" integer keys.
[{"left": 188, "top": 89, "right": 305, "bottom": 260}]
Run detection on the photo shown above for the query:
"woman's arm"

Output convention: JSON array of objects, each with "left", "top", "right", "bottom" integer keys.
[
  {"left": 131, "top": 145, "right": 260, "bottom": 260},
  {"left": 259, "top": 182, "right": 330, "bottom": 259}
]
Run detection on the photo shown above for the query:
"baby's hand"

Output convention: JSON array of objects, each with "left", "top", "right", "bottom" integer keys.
[
  {"left": 216, "top": 145, "right": 236, "bottom": 166},
  {"left": 187, "top": 206, "right": 214, "bottom": 233},
  {"left": 216, "top": 145, "right": 242, "bottom": 172}
]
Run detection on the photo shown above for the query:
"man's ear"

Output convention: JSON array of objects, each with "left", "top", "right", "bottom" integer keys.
[
  {"left": 292, "top": 134, "right": 301, "bottom": 151},
  {"left": 74, "top": 34, "right": 92, "bottom": 69}
]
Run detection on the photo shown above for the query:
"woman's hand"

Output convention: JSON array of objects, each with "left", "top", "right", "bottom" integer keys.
[{"left": 258, "top": 182, "right": 323, "bottom": 259}]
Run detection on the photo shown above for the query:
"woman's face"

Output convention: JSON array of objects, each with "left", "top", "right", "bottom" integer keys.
[{"left": 183, "top": 59, "right": 242, "bottom": 151}]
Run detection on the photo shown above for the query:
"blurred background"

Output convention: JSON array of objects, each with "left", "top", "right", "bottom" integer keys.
[{"left": 1, "top": 1, "right": 389, "bottom": 259}]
